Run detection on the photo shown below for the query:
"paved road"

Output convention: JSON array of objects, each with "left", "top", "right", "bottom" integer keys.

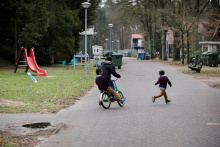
[{"left": 1, "top": 58, "right": 220, "bottom": 147}]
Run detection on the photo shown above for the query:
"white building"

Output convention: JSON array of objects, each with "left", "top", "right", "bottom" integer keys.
[{"left": 199, "top": 41, "right": 220, "bottom": 52}]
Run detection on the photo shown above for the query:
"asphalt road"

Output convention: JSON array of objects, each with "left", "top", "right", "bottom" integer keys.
[{"left": 1, "top": 57, "right": 220, "bottom": 147}]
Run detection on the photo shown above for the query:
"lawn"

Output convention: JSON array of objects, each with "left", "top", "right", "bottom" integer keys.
[
  {"left": 181, "top": 69, "right": 220, "bottom": 77},
  {"left": 0, "top": 61, "right": 97, "bottom": 113}
]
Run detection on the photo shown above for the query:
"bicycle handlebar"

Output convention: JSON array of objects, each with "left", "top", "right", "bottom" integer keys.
[{"left": 112, "top": 78, "right": 118, "bottom": 82}]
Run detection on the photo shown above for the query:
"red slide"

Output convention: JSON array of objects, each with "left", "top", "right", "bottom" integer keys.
[{"left": 23, "top": 48, "right": 47, "bottom": 76}]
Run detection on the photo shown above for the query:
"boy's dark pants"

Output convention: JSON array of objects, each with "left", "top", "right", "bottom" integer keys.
[{"left": 155, "top": 89, "right": 168, "bottom": 101}]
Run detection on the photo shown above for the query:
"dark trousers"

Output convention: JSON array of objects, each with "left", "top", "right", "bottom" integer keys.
[{"left": 107, "top": 78, "right": 115, "bottom": 90}]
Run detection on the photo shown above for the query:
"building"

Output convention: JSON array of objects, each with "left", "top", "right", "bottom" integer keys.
[
  {"left": 199, "top": 41, "right": 220, "bottom": 52},
  {"left": 131, "top": 34, "right": 144, "bottom": 51},
  {"left": 79, "top": 27, "right": 97, "bottom": 58}
]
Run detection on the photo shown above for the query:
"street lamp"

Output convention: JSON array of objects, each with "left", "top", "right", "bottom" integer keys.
[
  {"left": 117, "top": 40, "right": 119, "bottom": 52},
  {"left": 167, "top": 32, "right": 170, "bottom": 61},
  {"left": 112, "top": 41, "right": 114, "bottom": 52},
  {"left": 82, "top": 1, "right": 91, "bottom": 79},
  {"left": 108, "top": 24, "right": 113, "bottom": 52},
  {"left": 105, "top": 38, "right": 108, "bottom": 52}
]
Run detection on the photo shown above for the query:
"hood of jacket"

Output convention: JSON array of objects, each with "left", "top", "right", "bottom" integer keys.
[{"left": 101, "top": 61, "right": 113, "bottom": 65}]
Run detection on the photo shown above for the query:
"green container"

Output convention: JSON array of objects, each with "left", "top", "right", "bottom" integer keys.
[
  {"left": 194, "top": 54, "right": 199, "bottom": 65},
  {"left": 202, "top": 52, "right": 219, "bottom": 67},
  {"left": 105, "top": 52, "right": 115, "bottom": 57},
  {"left": 124, "top": 52, "right": 131, "bottom": 57},
  {"left": 111, "top": 53, "right": 123, "bottom": 69}
]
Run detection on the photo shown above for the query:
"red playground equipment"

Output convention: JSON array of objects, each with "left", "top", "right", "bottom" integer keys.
[{"left": 14, "top": 47, "right": 47, "bottom": 76}]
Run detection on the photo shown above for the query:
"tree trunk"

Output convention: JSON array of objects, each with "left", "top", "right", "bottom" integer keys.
[
  {"left": 173, "top": 31, "right": 180, "bottom": 61},
  {"left": 51, "top": 51, "right": 54, "bottom": 64},
  {"left": 181, "top": 32, "right": 184, "bottom": 64},
  {"left": 192, "top": 23, "right": 198, "bottom": 52},
  {"left": 25, "top": 41, "right": 28, "bottom": 49},
  {"left": 14, "top": 18, "right": 17, "bottom": 62},
  {"left": 187, "top": 32, "right": 190, "bottom": 64},
  {"left": 147, "top": 34, "right": 151, "bottom": 53},
  {"left": 162, "top": 30, "right": 167, "bottom": 60},
  {"left": 193, "top": 0, "right": 200, "bottom": 52},
  {"left": 151, "top": 18, "right": 156, "bottom": 59},
  {"left": 146, "top": 16, "right": 152, "bottom": 54}
]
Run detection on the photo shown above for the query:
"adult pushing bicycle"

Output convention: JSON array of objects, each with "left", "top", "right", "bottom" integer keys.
[{"left": 95, "top": 68, "right": 126, "bottom": 109}]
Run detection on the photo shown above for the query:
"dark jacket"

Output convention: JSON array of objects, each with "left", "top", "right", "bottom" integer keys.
[
  {"left": 100, "top": 61, "right": 120, "bottom": 79},
  {"left": 155, "top": 75, "right": 172, "bottom": 89},
  {"left": 96, "top": 75, "right": 109, "bottom": 90}
]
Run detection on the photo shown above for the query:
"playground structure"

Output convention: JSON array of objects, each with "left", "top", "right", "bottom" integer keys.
[
  {"left": 73, "top": 53, "right": 90, "bottom": 71},
  {"left": 61, "top": 52, "right": 90, "bottom": 71},
  {"left": 62, "top": 59, "right": 78, "bottom": 70},
  {"left": 14, "top": 47, "right": 47, "bottom": 76},
  {"left": 188, "top": 55, "right": 203, "bottom": 73}
]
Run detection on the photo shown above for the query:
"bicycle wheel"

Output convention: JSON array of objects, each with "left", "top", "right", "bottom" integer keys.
[
  {"left": 101, "top": 92, "right": 111, "bottom": 109},
  {"left": 117, "top": 91, "right": 125, "bottom": 107}
]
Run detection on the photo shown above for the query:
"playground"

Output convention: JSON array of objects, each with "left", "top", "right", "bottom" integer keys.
[{"left": 0, "top": 58, "right": 97, "bottom": 113}]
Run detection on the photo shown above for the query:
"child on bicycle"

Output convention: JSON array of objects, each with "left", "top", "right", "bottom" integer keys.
[
  {"left": 152, "top": 70, "right": 172, "bottom": 104},
  {"left": 96, "top": 68, "right": 125, "bottom": 106}
]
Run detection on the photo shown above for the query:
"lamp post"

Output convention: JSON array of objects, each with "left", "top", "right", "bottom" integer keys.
[
  {"left": 117, "top": 40, "right": 119, "bottom": 52},
  {"left": 105, "top": 38, "right": 108, "bottom": 52},
  {"left": 167, "top": 32, "right": 170, "bottom": 61},
  {"left": 82, "top": 1, "right": 91, "bottom": 79},
  {"left": 108, "top": 24, "right": 113, "bottom": 52},
  {"left": 112, "top": 41, "right": 114, "bottom": 52},
  {"left": 90, "top": 36, "right": 93, "bottom": 58}
]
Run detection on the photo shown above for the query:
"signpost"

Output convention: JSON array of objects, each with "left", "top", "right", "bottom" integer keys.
[{"left": 27, "top": 72, "right": 37, "bottom": 90}]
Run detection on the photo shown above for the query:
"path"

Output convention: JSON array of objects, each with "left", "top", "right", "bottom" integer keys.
[{"left": 0, "top": 58, "right": 220, "bottom": 147}]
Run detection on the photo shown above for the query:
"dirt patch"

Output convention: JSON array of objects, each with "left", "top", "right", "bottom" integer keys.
[
  {"left": 191, "top": 75, "right": 220, "bottom": 89},
  {"left": 0, "top": 123, "right": 68, "bottom": 147},
  {"left": 0, "top": 100, "right": 24, "bottom": 106},
  {"left": 0, "top": 135, "right": 39, "bottom": 147}
]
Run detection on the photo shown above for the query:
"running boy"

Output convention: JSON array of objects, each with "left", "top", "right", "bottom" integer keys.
[
  {"left": 152, "top": 70, "right": 172, "bottom": 104},
  {"left": 95, "top": 68, "right": 125, "bottom": 105}
]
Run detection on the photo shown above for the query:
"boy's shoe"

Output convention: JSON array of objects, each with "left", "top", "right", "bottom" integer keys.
[
  {"left": 110, "top": 96, "right": 117, "bottom": 102},
  {"left": 99, "top": 102, "right": 102, "bottom": 106},
  {"left": 166, "top": 100, "right": 171, "bottom": 104},
  {"left": 152, "top": 96, "right": 156, "bottom": 103},
  {"left": 120, "top": 98, "right": 126, "bottom": 104}
]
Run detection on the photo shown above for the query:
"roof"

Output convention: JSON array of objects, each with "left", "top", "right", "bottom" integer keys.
[
  {"left": 202, "top": 52, "right": 219, "bottom": 55},
  {"left": 132, "top": 34, "right": 143, "bottom": 39},
  {"left": 199, "top": 41, "right": 220, "bottom": 45},
  {"left": 79, "top": 28, "right": 97, "bottom": 36}
]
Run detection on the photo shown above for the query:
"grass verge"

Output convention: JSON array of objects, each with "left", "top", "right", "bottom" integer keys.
[
  {"left": 0, "top": 62, "right": 96, "bottom": 113},
  {"left": 181, "top": 69, "right": 220, "bottom": 77},
  {"left": 0, "top": 136, "right": 38, "bottom": 147},
  {"left": 0, "top": 136, "right": 16, "bottom": 147}
]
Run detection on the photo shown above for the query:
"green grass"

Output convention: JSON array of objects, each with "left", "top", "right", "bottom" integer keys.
[
  {"left": 216, "top": 85, "right": 220, "bottom": 89},
  {"left": 181, "top": 69, "right": 220, "bottom": 77},
  {"left": 0, "top": 137, "right": 16, "bottom": 147},
  {"left": 0, "top": 62, "right": 96, "bottom": 113}
]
